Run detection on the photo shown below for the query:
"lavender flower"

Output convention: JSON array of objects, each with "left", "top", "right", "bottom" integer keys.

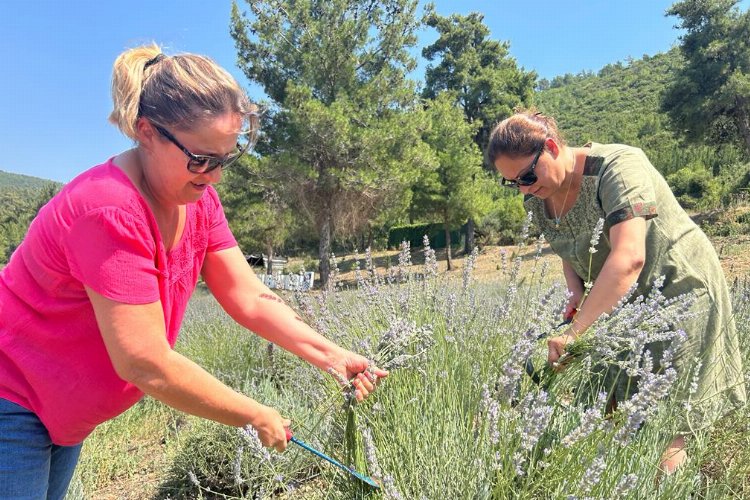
[
  {"left": 589, "top": 218, "right": 605, "bottom": 253},
  {"left": 518, "top": 390, "right": 553, "bottom": 452},
  {"left": 561, "top": 393, "right": 608, "bottom": 448},
  {"left": 423, "top": 235, "right": 438, "bottom": 278},
  {"left": 614, "top": 367, "right": 678, "bottom": 446},
  {"left": 382, "top": 475, "right": 403, "bottom": 500},
  {"left": 688, "top": 358, "right": 703, "bottom": 396},
  {"left": 397, "top": 241, "right": 412, "bottom": 283},
  {"left": 494, "top": 327, "right": 540, "bottom": 404},
  {"left": 327, "top": 252, "right": 341, "bottom": 293},
  {"left": 188, "top": 470, "right": 200, "bottom": 487},
  {"left": 534, "top": 234, "right": 546, "bottom": 260},
  {"left": 579, "top": 449, "right": 607, "bottom": 494},
  {"left": 239, "top": 425, "right": 273, "bottom": 462},
  {"left": 233, "top": 443, "right": 244, "bottom": 486},
  {"left": 375, "top": 317, "right": 435, "bottom": 372},
  {"left": 612, "top": 473, "right": 639, "bottom": 496},
  {"left": 362, "top": 427, "right": 383, "bottom": 481},
  {"left": 462, "top": 247, "right": 480, "bottom": 290},
  {"left": 519, "top": 211, "right": 533, "bottom": 245},
  {"left": 512, "top": 451, "right": 526, "bottom": 476}
]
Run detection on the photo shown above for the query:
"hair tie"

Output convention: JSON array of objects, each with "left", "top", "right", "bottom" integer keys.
[{"left": 144, "top": 53, "right": 166, "bottom": 71}]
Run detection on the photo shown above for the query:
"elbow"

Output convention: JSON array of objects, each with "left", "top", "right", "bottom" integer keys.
[
  {"left": 113, "top": 354, "right": 169, "bottom": 393},
  {"left": 626, "top": 252, "right": 645, "bottom": 277}
]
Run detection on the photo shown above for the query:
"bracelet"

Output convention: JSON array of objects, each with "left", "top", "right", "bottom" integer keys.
[{"left": 570, "top": 318, "right": 587, "bottom": 336}]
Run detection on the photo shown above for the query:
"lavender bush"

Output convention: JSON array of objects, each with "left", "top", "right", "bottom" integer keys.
[{"left": 74, "top": 227, "right": 750, "bottom": 499}]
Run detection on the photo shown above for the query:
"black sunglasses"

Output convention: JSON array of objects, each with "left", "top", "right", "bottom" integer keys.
[
  {"left": 501, "top": 145, "right": 545, "bottom": 188},
  {"left": 153, "top": 124, "right": 253, "bottom": 174}
]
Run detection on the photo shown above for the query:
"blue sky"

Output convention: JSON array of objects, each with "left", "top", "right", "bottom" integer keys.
[{"left": 0, "top": 0, "right": 717, "bottom": 182}]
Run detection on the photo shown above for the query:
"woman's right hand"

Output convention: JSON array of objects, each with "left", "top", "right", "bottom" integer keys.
[
  {"left": 563, "top": 293, "right": 582, "bottom": 321},
  {"left": 251, "top": 404, "right": 292, "bottom": 452}
]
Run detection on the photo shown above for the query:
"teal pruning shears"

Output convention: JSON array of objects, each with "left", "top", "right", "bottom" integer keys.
[{"left": 285, "top": 428, "right": 380, "bottom": 489}]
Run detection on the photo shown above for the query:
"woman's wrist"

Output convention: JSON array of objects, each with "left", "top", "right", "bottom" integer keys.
[{"left": 572, "top": 317, "right": 588, "bottom": 335}]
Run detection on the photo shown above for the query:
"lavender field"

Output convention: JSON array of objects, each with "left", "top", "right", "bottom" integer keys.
[{"left": 72, "top": 228, "right": 750, "bottom": 499}]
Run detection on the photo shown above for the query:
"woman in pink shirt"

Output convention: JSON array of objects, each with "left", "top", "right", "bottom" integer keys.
[{"left": 0, "top": 44, "right": 386, "bottom": 499}]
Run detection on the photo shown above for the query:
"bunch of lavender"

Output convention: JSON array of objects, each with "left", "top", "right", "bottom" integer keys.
[{"left": 561, "top": 280, "right": 698, "bottom": 367}]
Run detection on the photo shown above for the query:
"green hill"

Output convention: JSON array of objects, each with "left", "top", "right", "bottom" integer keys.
[
  {"left": 0, "top": 170, "right": 56, "bottom": 190},
  {"left": 535, "top": 49, "right": 744, "bottom": 180},
  {"left": 0, "top": 172, "right": 62, "bottom": 264}
]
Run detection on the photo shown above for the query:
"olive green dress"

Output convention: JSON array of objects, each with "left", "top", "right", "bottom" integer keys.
[{"left": 525, "top": 142, "right": 746, "bottom": 433}]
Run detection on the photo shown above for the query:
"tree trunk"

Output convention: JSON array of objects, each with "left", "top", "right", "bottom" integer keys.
[
  {"left": 444, "top": 223, "right": 453, "bottom": 271},
  {"left": 318, "top": 210, "right": 332, "bottom": 289},
  {"left": 464, "top": 217, "right": 475, "bottom": 254},
  {"left": 265, "top": 244, "right": 274, "bottom": 275}
]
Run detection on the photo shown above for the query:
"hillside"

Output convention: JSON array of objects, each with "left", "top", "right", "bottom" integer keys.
[
  {"left": 534, "top": 49, "right": 745, "bottom": 180},
  {"left": 0, "top": 169, "right": 55, "bottom": 190}
]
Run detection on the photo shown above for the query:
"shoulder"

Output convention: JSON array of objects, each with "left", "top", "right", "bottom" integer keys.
[
  {"left": 583, "top": 143, "right": 648, "bottom": 176},
  {"left": 56, "top": 160, "right": 150, "bottom": 219}
]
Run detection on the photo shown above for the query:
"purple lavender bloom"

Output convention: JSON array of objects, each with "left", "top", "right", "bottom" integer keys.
[
  {"left": 382, "top": 475, "right": 403, "bottom": 500},
  {"left": 612, "top": 473, "right": 639, "bottom": 496},
  {"left": 579, "top": 450, "right": 607, "bottom": 494},
  {"left": 362, "top": 427, "right": 383, "bottom": 481},
  {"left": 561, "top": 393, "right": 608, "bottom": 448},
  {"left": 519, "top": 391, "right": 553, "bottom": 452}
]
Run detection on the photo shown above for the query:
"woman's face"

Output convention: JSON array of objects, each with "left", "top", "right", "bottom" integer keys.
[
  {"left": 493, "top": 146, "right": 565, "bottom": 199},
  {"left": 143, "top": 112, "right": 243, "bottom": 207}
]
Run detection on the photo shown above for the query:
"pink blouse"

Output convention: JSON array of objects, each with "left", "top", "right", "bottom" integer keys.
[{"left": 0, "top": 159, "right": 236, "bottom": 445}]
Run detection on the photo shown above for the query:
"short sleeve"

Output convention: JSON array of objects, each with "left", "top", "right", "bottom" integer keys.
[
  {"left": 598, "top": 149, "right": 659, "bottom": 227},
  {"left": 205, "top": 187, "right": 237, "bottom": 252},
  {"left": 64, "top": 208, "right": 160, "bottom": 303}
]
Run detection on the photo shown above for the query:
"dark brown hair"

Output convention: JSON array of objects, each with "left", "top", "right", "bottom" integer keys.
[{"left": 486, "top": 108, "right": 566, "bottom": 164}]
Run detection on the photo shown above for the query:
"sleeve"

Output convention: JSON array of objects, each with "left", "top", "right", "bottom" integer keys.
[
  {"left": 63, "top": 208, "right": 160, "bottom": 303},
  {"left": 598, "top": 149, "right": 659, "bottom": 227},
  {"left": 205, "top": 187, "right": 237, "bottom": 252}
]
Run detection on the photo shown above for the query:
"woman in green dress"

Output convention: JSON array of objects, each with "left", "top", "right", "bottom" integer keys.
[{"left": 487, "top": 110, "right": 746, "bottom": 473}]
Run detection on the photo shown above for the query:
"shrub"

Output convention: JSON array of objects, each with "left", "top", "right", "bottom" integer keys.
[
  {"left": 476, "top": 195, "right": 526, "bottom": 245},
  {"left": 666, "top": 165, "right": 722, "bottom": 210},
  {"left": 387, "top": 222, "right": 462, "bottom": 249}
]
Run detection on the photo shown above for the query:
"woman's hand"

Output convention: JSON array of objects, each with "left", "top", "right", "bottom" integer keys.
[
  {"left": 547, "top": 331, "right": 577, "bottom": 371},
  {"left": 328, "top": 350, "right": 389, "bottom": 402},
  {"left": 250, "top": 404, "right": 292, "bottom": 452},
  {"left": 563, "top": 297, "right": 581, "bottom": 322}
]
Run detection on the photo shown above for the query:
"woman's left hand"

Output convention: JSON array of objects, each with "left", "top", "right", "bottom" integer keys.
[{"left": 328, "top": 351, "right": 389, "bottom": 402}]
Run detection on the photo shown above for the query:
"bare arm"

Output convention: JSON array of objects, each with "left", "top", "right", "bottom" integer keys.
[
  {"left": 85, "top": 287, "right": 290, "bottom": 450},
  {"left": 549, "top": 217, "right": 647, "bottom": 363},
  {"left": 202, "top": 246, "right": 386, "bottom": 392}
]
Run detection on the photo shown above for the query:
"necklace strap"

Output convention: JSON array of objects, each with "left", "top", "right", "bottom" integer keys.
[{"left": 550, "top": 150, "right": 579, "bottom": 226}]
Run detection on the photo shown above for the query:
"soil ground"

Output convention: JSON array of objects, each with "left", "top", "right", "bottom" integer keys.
[{"left": 322, "top": 234, "right": 750, "bottom": 288}]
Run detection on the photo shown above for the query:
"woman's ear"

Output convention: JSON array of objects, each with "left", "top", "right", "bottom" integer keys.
[
  {"left": 134, "top": 117, "right": 158, "bottom": 146},
  {"left": 545, "top": 137, "right": 561, "bottom": 158}
]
